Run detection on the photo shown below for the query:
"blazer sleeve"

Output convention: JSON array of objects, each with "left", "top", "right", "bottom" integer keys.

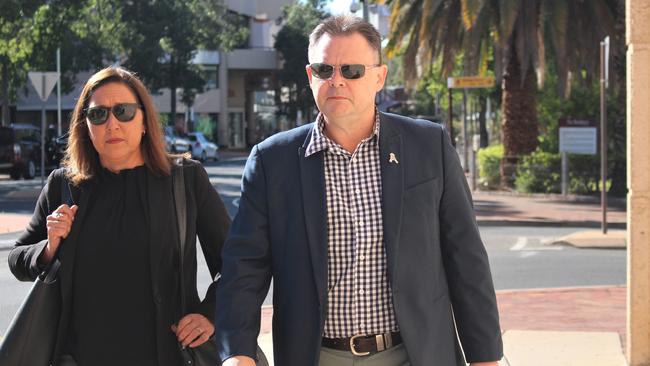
[
  {"left": 437, "top": 129, "right": 503, "bottom": 362},
  {"left": 214, "top": 145, "right": 272, "bottom": 362},
  {"left": 8, "top": 170, "right": 63, "bottom": 281},
  {"left": 191, "top": 162, "right": 231, "bottom": 320}
]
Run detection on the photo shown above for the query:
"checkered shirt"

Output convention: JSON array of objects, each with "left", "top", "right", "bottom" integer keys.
[{"left": 305, "top": 112, "right": 399, "bottom": 338}]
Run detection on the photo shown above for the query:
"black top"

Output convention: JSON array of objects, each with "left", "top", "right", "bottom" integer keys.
[
  {"left": 10, "top": 160, "right": 231, "bottom": 366},
  {"left": 68, "top": 165, "right": 157, "bottom": 366}
]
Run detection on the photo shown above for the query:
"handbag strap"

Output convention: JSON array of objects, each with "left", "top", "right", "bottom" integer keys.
[
  {"left": 172, "top": 158, "right": 188, "bottom": 313},
  {"left": 41, "top": 175, "right": 73, "bottom": 282}
]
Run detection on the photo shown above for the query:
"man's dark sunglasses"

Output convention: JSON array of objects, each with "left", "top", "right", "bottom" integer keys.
[
  {"left": 308, "top": 63, "right": 380, "bottom": 80},
  {"left": 85, "top": 103, "right": 142, "bottom": 125}
]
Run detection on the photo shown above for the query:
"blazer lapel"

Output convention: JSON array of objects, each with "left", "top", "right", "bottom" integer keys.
[
  {"left": 298, "top": 129, "right": 328, "bottom": 307},
  {"left": 379, "top": 113, "right": 404, "bottom": 286}
]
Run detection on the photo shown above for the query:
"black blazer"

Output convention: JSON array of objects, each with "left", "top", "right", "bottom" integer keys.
[
  {"left": 215, "top": 112, "right": 503, "bottom": 366},
  {"left": 8, "top": 160, "right": 230, "bottom": 366}
]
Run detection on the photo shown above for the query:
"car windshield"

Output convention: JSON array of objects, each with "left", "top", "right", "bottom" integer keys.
[
  {"left": 14, "top": 128, "right": 39, "bottom": 142},
  {"left": 195, "top": 134, "right": 208, "bottom": 143}
]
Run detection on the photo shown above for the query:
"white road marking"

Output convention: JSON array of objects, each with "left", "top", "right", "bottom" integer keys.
[
  {"left": 510, "top": 237, "right": 528, "bottom": 251},
  {"left": 510, "top": 236, "right": 564, "bottom": 251}
]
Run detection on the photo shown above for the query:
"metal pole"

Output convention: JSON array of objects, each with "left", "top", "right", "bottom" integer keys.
[
  {"left": 561, "top": 152, "right": 568, "bottom": 196},
  {"left": 600, "top": 40, "right": 608, "bottom": 234},
  {"left": 361, "top": 0, "right": 369, "bottom": 22},
  {"left": 40, "top": 76, "right": 46, "bottom": 187},
  {"left": 462, "top": 89, "right": 468, "bottom": 171},
  {"left": 56, "top": 48, "right": 61, "bottom": 136},
  {"left": 218, "top": 50, "right": 229, "bottom": 147},
  {"left": 448, "top": 88, "right": 454, "bottom": 145}
]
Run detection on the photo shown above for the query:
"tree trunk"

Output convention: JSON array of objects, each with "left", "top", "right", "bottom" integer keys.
[
  {"left": 500, "top": 45, "right": 539, "bottom": 188},
  {"left": 479, "top": 94, "right": 488, "bottom": 148},
  {"left": 0, "top": 60, "right": 10, "bottom": 127}
]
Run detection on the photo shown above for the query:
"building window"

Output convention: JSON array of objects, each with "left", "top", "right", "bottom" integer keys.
[{"left": 202, "top": 65, "right": 219, "bottom": 90}]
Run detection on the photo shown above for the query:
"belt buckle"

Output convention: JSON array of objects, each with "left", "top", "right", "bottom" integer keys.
[{"left": 349, "top": 334, "right": 370, "bottom": 356}]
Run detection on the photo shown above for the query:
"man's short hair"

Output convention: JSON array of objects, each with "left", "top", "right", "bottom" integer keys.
[{"left": 309, "top": 15, "right": 382, "bottom": 63}]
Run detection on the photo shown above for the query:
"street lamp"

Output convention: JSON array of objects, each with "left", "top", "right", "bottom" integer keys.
[{"left": 349, "top": 0, "right": 369, "bottom": 22}]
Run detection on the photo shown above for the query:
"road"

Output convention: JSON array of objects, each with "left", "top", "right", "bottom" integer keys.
[{"left": 0, "top": 157, "right": 626, "bottom": 335}]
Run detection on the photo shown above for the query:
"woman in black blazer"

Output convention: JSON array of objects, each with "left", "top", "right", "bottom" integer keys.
[{"left": 8, "top": 66, "right": 230, "bottom": 366}]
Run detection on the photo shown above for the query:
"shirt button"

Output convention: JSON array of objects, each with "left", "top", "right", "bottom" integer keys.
[
  {"left": 358, "top": 220, "right": 364, "bottom": 227},
  {"left": 355, "top": 189, "right": 361, "bottom": 194},
  {"left": 359, "top": 323, "right": 365, "bottom": 329},
  {"left": 359, "top": 289, "right": 365, "bottom": 295},
  {"left": 360, "top": 255, "right": 365, "bottom": 261},
  {"left": 352, "top": 158, "right": 357, "bottom": 163}
]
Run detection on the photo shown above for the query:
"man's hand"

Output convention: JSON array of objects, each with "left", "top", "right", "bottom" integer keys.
[
  {"left": 470, "top": 362, "right": 500, "bottom": 366},
  {"left": 222, "top": 356, "right": 256, "bottom": 366}
]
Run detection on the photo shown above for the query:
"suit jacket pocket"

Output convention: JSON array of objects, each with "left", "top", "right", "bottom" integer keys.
[{"left": 404, "top": 176, "right": 439, "bottom": 193}]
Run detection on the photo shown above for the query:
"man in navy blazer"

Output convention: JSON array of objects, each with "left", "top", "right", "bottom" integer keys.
[{"left": 216, "top": 16, "right": 503, "bottom": 366}]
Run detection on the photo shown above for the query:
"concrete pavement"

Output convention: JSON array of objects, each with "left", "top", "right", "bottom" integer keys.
[{"left": 0, "top": 175, "right": 628, "bottom": 365}]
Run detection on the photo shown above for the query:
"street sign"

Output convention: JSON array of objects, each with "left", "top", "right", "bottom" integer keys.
[
  {"left": 559, "top": 121, "right": 597, "bottom": 155},
  {"left": 559, "top": 118, "right": 596, "bottom": 128},
  {"left": 28, "top": 71, "right": 59, "bottom": 187},
  {"left": 28, "top": 72, "right": 59, "bottom": 101},
  {"left": 447, "top": 76, "right": 495, "bottom": 89}
]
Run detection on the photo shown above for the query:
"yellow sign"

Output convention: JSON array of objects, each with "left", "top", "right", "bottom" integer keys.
[{"left": 447, "top": 76, "right": 495, "bottom": 89}]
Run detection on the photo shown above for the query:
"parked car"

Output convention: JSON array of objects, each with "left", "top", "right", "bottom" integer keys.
[
  {"left": 0, "top": 124, "right": 56, "bottom": 180},
  {"left": 53, "top": 132, "right": 68, "bottom": 167},
  {"left": 187, "top": 132, "right": 219, "bottom": 161},
  {"left": 164, "top": 126, "right": 191, "bottom": 153}
]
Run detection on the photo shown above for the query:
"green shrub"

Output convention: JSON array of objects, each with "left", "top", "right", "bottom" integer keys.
[
  {"left": 477, "top": 144, "right": 503, "bottom": 190},
  {"left": 515, "top": 150, "right": 561, "bottom": 193},
  {"left": 568, "top": 154, "right": 600, "bottom": 195}
]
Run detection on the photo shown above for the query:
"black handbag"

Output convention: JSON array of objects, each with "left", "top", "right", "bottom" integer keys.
[
  {"left": 0, "top": 179, "right": 73, "bottom": 366},
  {"left": 172, "top": 160, "right": 268, "bottom": 366}
]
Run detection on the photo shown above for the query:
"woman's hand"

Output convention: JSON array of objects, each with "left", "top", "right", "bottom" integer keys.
[
  {"left": 171, "top": 313, "right": 215, "bottom": 348},
  {"left": 40, "top": 204, "right": 79, "bottom": 264}
]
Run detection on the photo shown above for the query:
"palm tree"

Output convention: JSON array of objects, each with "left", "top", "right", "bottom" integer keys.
[{"left": 386, "top": 0, "right": 616, "bottom": 186}]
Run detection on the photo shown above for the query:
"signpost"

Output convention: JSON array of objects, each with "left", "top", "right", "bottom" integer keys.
[
  {"left": 600, "top": 36, "right": 610, "bottom": 234},
  {"left": 447, "top": 76, "right": 495, "bottom": 176},
  {"left": 28, "top": 71, "right": 59, "bottom": 187},
  {"left": 559, "top": 118, "right": 598, "bottom": 196},
  {"left": 447, "top": 76, "right": 495, "bottom": 89}
]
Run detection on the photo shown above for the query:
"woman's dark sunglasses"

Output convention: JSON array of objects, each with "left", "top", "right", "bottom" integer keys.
[
  {"left": 85, "top": 103, "right": 142, "bottom": 125},
  {"left": 308, "top": 63, "right": 380, "bottom": 80}
]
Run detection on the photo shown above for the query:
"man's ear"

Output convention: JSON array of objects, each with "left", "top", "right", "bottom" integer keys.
[
  {"left": 375, "top": 64, "right": 388, "bottom": 91},
  {"left": 306, "top": 65, "right": 314, "bottom": 87}
]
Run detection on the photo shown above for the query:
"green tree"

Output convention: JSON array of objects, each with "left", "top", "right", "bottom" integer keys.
[
  {"left": 386, "top": 0, "right": 616, "bottom": 186},
  {"left": 0, "top": 0, "right": 124, "bottom": 126},
  {"left": 115, "top": 0, "right": 248, "bottom": 123},
  {"left": 0, "top": 0, "right": 39, "bottom": 125},
  {"left": 274, "top": 1, "right": 328, "bottom": 126}
]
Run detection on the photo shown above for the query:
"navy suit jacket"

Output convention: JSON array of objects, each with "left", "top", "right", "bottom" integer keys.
[{"left": 215, "top": 112, "right": 503, "bottom": 366}]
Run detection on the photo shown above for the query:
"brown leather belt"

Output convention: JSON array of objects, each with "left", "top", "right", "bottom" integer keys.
[{"left": 321, "top": 332, "right": 402, "bottom": 356}]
